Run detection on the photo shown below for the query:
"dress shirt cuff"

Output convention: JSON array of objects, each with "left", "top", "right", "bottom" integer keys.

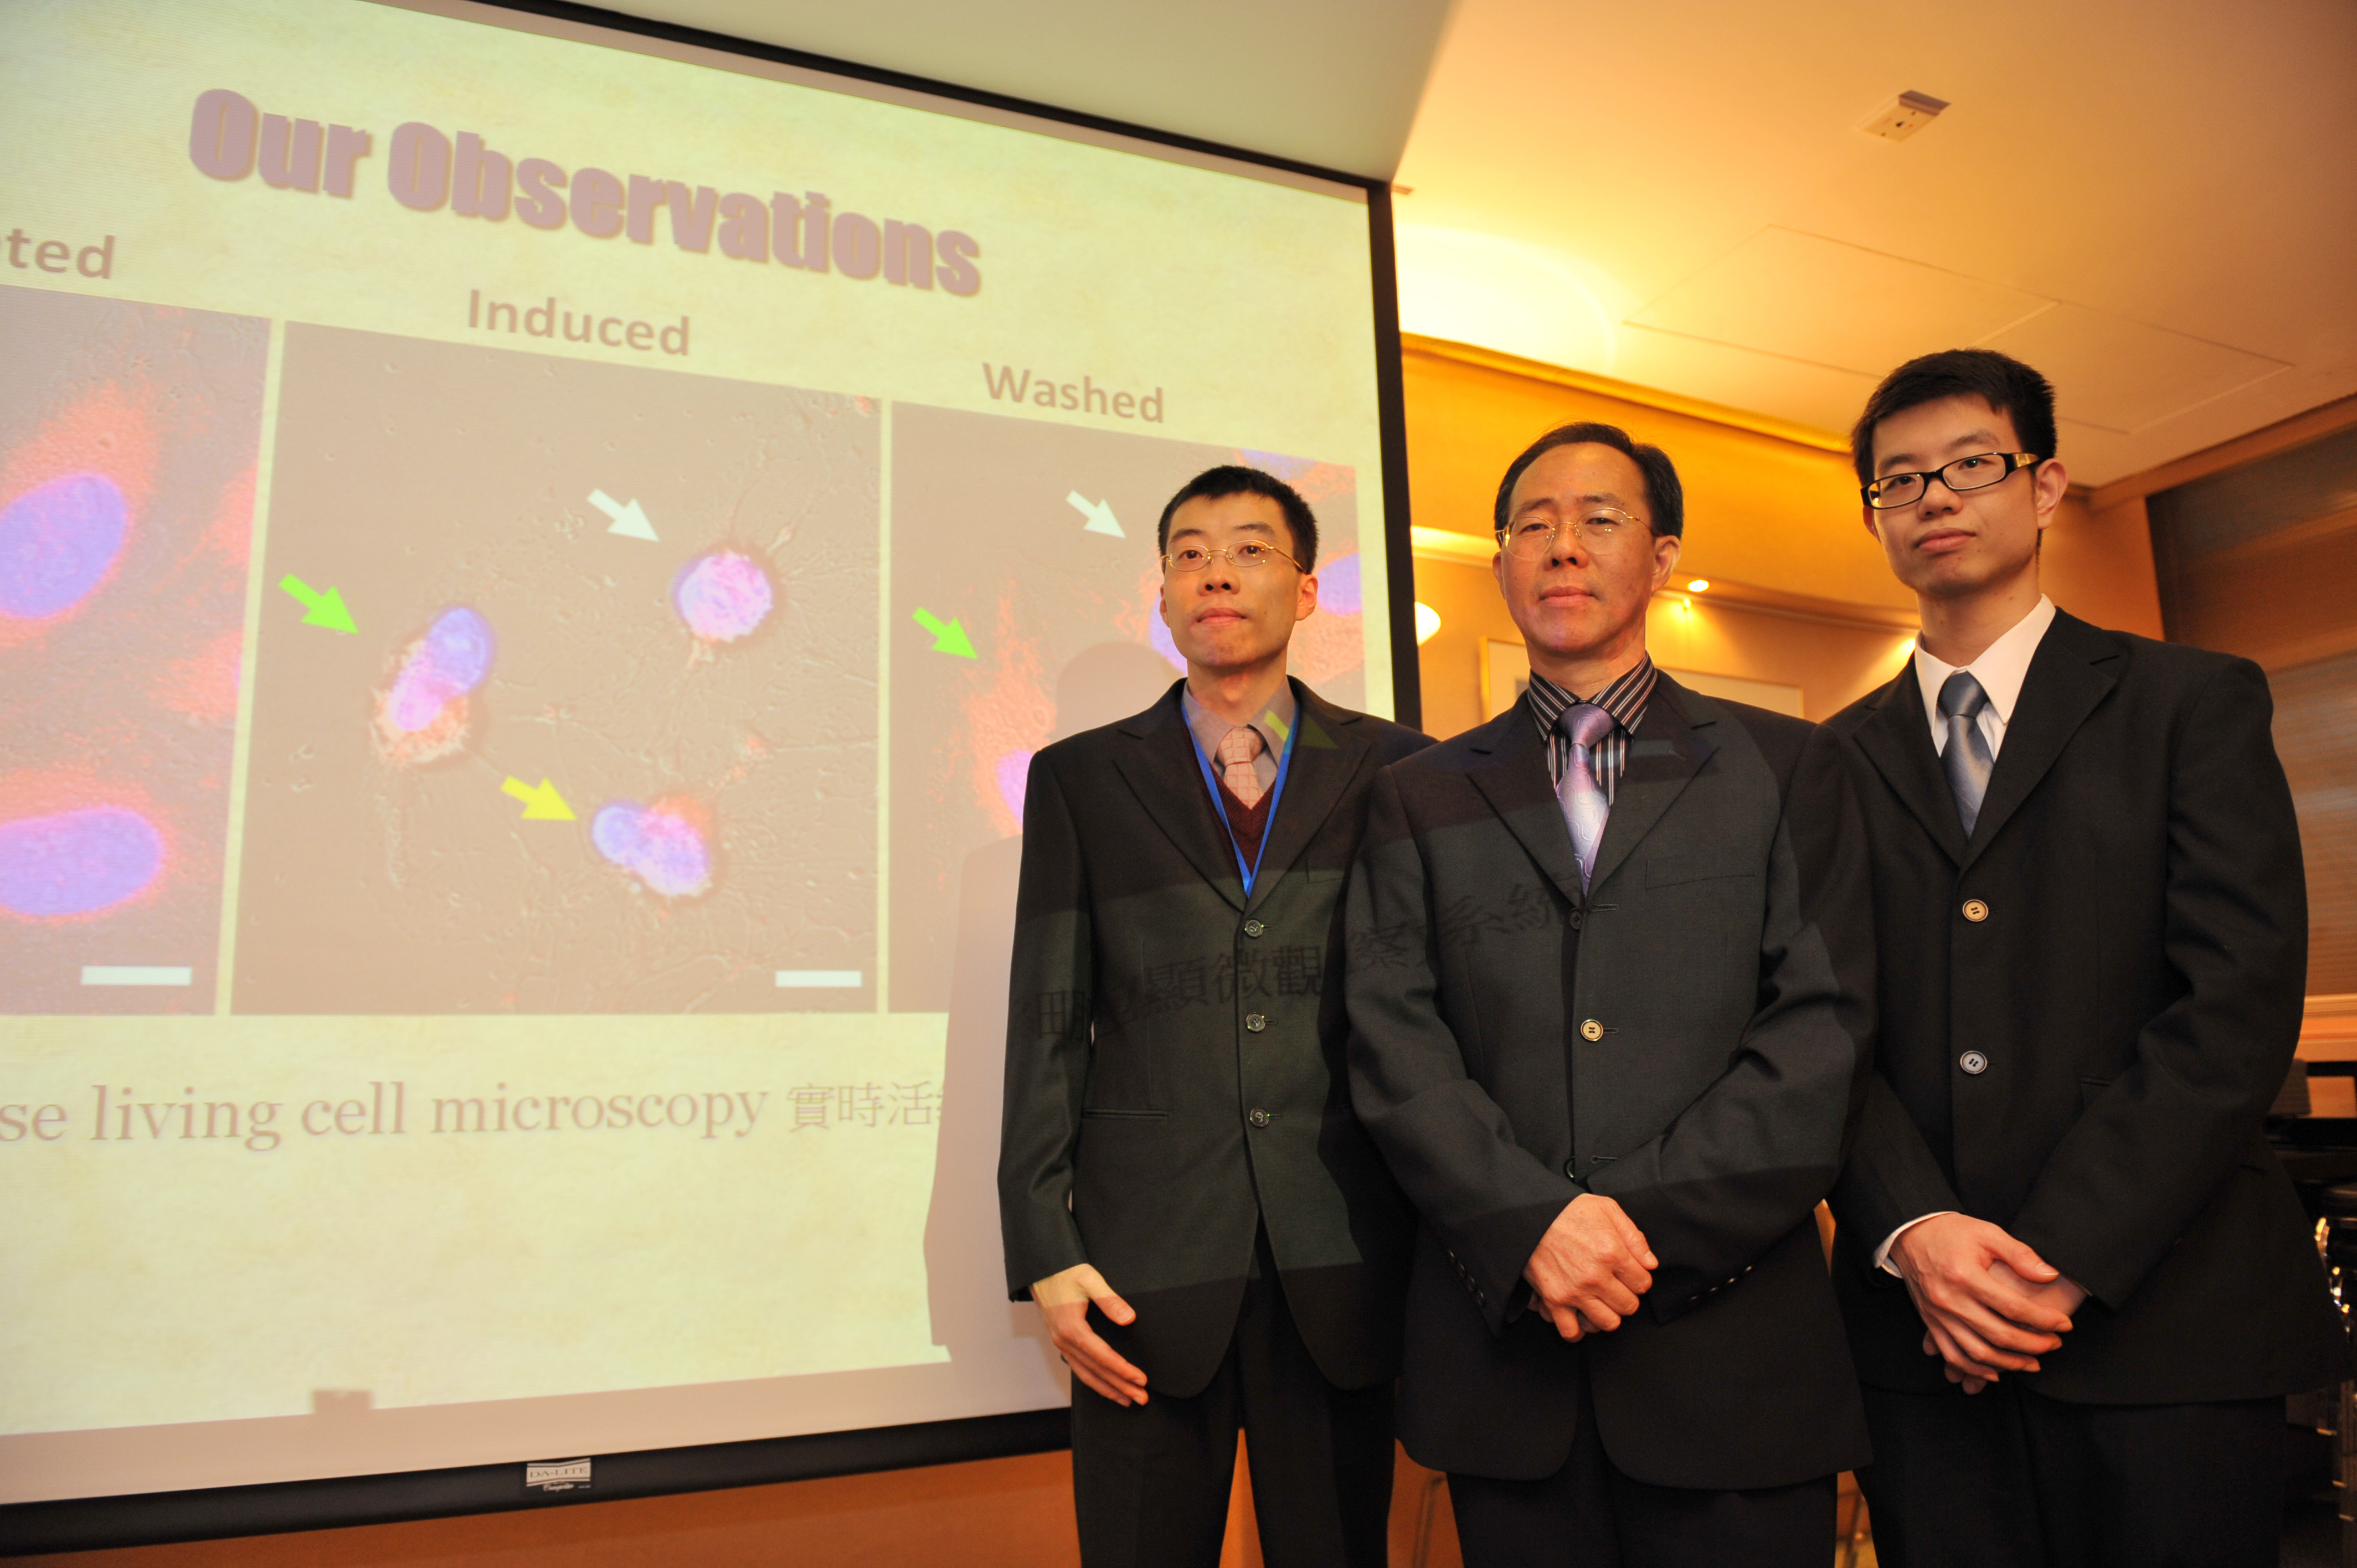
[{"left": 1874, "top": 1211, "right": 1957, "bottom": 1276}]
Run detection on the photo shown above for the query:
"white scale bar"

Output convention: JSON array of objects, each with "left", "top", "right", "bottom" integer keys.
[
  {"left": 82, "top": 966, "right": 194, "bottom": 987},
  {"left": 775, "top": 970, "right": 863, "bottom": 988}
]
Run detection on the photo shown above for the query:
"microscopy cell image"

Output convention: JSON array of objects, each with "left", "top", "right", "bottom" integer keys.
[
  {"left": 0, "top": 287, "right": 266, "bottom": 1015},
  {"left": 234, "top": 326, "right": 878, "bottom": 1014},
  {"left": 887, "top": 404, "right": 1363, "bottom": 1009},
  {"left": 0, "top": 804, "right": 166, "bottom": 920},
  {"left": 592, "top": 798, "right": 714, "bottom": 899},
  {"left": 673, "top": 551, "right": 774, "bottom": 645},
  {"left": 376, "top": 606, "right": 496, "bottom": 764},
  {"left": 1, "top": 473, "right": 131, "bottom": 621}
]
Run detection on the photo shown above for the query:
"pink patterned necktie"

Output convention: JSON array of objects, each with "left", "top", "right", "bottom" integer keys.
[{"left": 1218, "top": 725, "right": 1267, "bottom": 808}]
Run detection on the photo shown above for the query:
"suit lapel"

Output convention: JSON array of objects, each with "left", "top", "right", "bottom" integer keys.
[
  {"left": 1851, "top": 667, "right": 1971, "bottom": 866},
  {"left": 1110, "top": 683, "right": 1247, "bottom": 911},
  {"left": 1243, "top": 682, "right": 1369, "bottom": 915},
  {"left": 1467, "top": 705, "right": 1589, "bottom": 907},
  {"left": 1960, "top": 611, "right": 2119, "bottom": 871},
  {"left": 1586, "top": 678, "right": 1715, "bottom": 895}
]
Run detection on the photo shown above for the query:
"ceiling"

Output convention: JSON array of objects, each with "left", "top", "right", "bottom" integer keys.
[
  {"left": 600, "top": 0, "right": 2357, "bottom": 488},
  {"left": 578, "top": 0, "right": 1453, "bottom": 182}
]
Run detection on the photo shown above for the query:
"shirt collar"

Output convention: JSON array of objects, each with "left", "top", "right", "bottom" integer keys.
[
  {"left": 1912, "top": 596, "right": 2056, "bottom": 727},
  {"left": 1526, "top": 654, "right": 1658, "bottom": 738},
  {"left": 1181, "top": 679, "right": 1298, "bottom": 760}
]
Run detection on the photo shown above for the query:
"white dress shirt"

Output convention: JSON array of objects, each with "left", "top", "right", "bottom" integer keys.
[{"left": 1874, "top": 595, "right": 2058, "bottom": 1275}]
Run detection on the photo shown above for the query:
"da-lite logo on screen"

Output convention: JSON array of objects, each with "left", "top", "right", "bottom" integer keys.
[
  {"left": 183, "top": 90, "right": 982, "bottom": 295},
  {"left": 523, "top": 1458, "right": 594, "bottom": 1494}
]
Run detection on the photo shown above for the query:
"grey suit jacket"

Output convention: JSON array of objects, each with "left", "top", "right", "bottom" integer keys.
[
  {"left": 999, "top": 679, "right": 1431, "bottom": 1395},
  {"left": 1346, "top": 677, "right": 1875, "bottom": 1487}
]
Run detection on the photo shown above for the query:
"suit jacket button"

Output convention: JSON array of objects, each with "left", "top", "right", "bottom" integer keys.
[
  {"left": 1962, "top": 898, "right": 1989, "bottom": 922},
  {"left": 1579, "top": 1019, "right": 1604, "bottom": 1042},
  {"left": 1243, "top": 920, "right": 1265, "bottom": 938},
  {"left": 1565, "top": 1159, "right": 1578, "bottom": 1179},
  {"left": 1960, "top": 1050, "right": 1989, "bottom": 1075},
  {"left": 1248, "top": 1108, "right": 1271, "bottom": 1127},
  {"left": 1245, "top": 1013, "right": 1267, "bottom": 1033}
]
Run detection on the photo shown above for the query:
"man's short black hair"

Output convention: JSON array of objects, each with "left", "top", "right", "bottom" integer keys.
[
  {"left": 1491, "top": 422, "right": 1684, "bottom": 538},
  {"left": 1851, "top": 349, "right": 2057, "bottom": 486},
  {"left": 1156, "top": 465, "right": 1319, "bottom": 574}
]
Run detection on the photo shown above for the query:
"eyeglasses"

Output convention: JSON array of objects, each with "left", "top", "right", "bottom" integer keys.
[
  {"left": 1864, "top": 452, "right": 2041, "bottom": 510},
  {"left": 1495, "top": 506, "right": 1646, "bottom": 561},
  {"left": 1162, "top": 541, "right": 1304, "bottom": 574}
]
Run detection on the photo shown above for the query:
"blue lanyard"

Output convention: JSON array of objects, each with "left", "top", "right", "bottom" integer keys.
[{"left": 1186, "top": 707, "right": 1298, "bottom": 896}]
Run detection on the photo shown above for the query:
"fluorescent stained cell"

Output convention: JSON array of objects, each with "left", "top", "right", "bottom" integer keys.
[
  {"left": 387, "top": 607, "right": 495, "bottom": 733},
  {"left": 1317, "top": 553, "right": 1362, "bottom": 615},
  {"left": 0, "top": 473, "right": 128, "bottom": 620},
  {"left": 673, "top": 550, "right": 774, "bottom": 643},
  {"left": 593, "top": 801, "right": 713, "bottom": 898},
  {"left": 0, "top": 806, "right": 164, "bottom": 918},
  {"left": 995, "top": 750, "right": 1033, "bottom": 824}
]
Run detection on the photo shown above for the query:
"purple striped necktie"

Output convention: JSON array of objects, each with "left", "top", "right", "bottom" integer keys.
[{"left": 1556, "top": 703, "right": 1616, "bottom": 890}]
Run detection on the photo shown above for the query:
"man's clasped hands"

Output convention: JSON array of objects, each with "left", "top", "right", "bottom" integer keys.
[{"left": 1525, "top": 1198, "right": 2085, "bottom": 1395}]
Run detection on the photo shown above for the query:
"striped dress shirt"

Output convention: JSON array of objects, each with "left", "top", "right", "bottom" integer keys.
[{"left": 1524, "top": 656, "right": 1659, "bottom": 806}]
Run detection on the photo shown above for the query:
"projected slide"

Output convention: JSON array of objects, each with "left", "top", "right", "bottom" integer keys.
[
  {"left": 234, "top": 326, "right": 879, "bottom": 1013},
  {"left": 0, "top": 0, "right": 1393, "bottom": 1506},
  {"left": 889, "top": 405, "right": 1365, "bottom": 1009},
  {"left": 1, "top": 287, "right": 266, "bottom": 1015}
]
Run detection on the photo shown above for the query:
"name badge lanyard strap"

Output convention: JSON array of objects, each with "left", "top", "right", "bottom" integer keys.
[{"left": 1187, "top": 712, "right": 1299, "bottom": 898}]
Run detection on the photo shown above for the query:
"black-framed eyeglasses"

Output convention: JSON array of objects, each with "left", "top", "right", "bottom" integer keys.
[
  {"left": 1493, "top": 505, "right": 1647, "bottom": 560},
  {"left": 1162, "top": 541, "right": 1304, "bottom": 574},
  {"left": 1864, "top": 452, "right": 2041, "bottom": 509}
]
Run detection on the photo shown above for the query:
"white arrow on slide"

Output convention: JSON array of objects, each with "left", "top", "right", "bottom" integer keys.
[
  {"left": 1067, "top": 491, "right": 1124, "bottom": 538},
  {"left": 588, "top": 488, "right": 658, "bottom": 541}
]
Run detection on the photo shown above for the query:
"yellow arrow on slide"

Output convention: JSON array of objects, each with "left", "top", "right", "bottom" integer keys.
[{"left": 501, "top": 777, "right": 576, "bottom": 821}]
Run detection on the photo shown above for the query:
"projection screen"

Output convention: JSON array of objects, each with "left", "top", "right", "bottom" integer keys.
[{"left": 0, "top": 0, "right": 1405, "bottom": 1510}]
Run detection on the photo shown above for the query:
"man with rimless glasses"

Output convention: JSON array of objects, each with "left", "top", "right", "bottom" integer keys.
[
  {"left": 1824, "top": 349, "right": 2339, "bottom": 1566},
  {"left": 1346, "top": 422, "right": 1875, "bottom": 1564},
  {"left": 1000, "top": 466, "right": 1429, "bottom": 1566}
]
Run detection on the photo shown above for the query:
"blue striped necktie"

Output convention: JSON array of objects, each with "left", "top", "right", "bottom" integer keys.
[{"left": 1556, "top": 703, "right": 1616, "bottom": 890}]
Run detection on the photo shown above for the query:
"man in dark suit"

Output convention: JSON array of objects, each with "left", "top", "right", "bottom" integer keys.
[
  {"left": 999, "top": 465, "right": 1430, "bottom": 1567},
  {"left": 1346, "top": 422, "right": 1875, "bottom": 1566},
  {"left": 1825, "top": 348, "right": 2343, "bottom": 1567}
]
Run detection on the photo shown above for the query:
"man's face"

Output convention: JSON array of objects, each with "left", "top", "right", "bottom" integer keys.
[
  {"left": 1492, "top": 443, "right": 1680, "bottom": 667},
  {"left": 1862, "top": 394, "right": 2067, "bottom": 600},
  {"left": 1157, "top": 492, "right": 1318, "bottom": 673}
]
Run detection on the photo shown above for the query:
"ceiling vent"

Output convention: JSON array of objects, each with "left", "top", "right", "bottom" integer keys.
[{"left": 1861, "top": 91, "right": 1949, "bottom": 141}]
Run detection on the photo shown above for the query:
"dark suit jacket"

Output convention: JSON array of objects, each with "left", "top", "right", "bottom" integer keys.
[
  {"left": 998, "top": 678, "right": 1432, "bottom": 1397},
  {"left": 1345, "top": 677, "right": 1875, "bottom": 1489},
  {"left": 1826, "top": 610, "right": 2343, "bottom": 1403}
]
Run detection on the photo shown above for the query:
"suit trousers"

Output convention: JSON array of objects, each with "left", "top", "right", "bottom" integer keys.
[
  {"left": 1069, "top": 1229, "right": 1394, "bottom": 1568},
  {"left": 1446, "top": 1363, "right": 1834, "bottom": 1568},
  {"left": 1855, "top": 1381, "right": 2283, "bottom": 1568}
]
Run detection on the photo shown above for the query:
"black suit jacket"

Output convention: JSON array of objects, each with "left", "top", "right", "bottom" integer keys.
[
  {"left": 1345, "top": 677, "right": 1875, "bottom": 1489},
  {"left": 1826, "top": 610, "right": 2342, "bottom": 1402},
  {"left": 998, "top": 679, "right": 1432, "bottom": 1397}
]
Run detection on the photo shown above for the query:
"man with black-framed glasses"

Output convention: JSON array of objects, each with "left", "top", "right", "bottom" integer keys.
[
  {"left": 1000, "top": 465, "right": 1429, "bottom": 1566},
  {"left": 1825, "top": 348, "right": 2340, "bottom": 1566}
]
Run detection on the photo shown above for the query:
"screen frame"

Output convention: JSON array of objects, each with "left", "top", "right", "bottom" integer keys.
[{"left": 0, "top": 0, "right": 1420, "bottom": 1550}]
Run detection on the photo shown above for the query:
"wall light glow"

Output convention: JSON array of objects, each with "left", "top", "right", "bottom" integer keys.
[
  {"left": 1413, "top": 601, "right": 1442, "bottom": 644},
  {"left": 1393, "top": 224, "right": 1640, "bottom": 375}
]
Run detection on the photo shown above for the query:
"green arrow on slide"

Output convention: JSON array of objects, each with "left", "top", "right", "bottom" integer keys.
[
  {"left": 910, "top": 607, "right": 977, "bottom": 658},
  {"left": 279, "top": 575, "right": 356, "bottom": 633}
]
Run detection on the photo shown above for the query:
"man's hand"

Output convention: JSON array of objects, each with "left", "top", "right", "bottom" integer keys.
[
  {"left": 1522, "top": 1193, "right": 1656, "bottom": 1341},
  {"left": 1888, "top": 1214, "right": 2078, "bottom": 1390},
  {"left": 1032, "top": 1264, "right": 1149, "bottom": 1406}
]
